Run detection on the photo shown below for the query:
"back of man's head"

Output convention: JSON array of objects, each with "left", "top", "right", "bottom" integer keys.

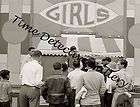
[
  {"left": 62, "top": 63, "right": 68, "bottom": 72},
  {"left": 70, "top": 46, "right": 77, "bottom": 51},
  {"left": 0, "top": 69, "right": 10, "bottom": 80},
  {"left": 73, "top": 60, "right": 80, "bottom": 68},
  {"left": 31, "top": 50, "right": 42, "bottom": 58},
  {"left": 87, "top": 58, "right": 96, "bottom": 70},
  {"left": 28, "top": 47, "right": 35, "bottom": 51},
  {"left": 53, "top": 62, "right": 62, "bottom": 70},
  {"left": 120, "top": 59, "right": 128, "bottom": 68},
  {"left": 102, "top": 57, "right": 111, "bottom": 62}
]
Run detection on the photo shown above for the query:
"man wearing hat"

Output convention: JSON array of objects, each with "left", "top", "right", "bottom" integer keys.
[{"left": 104, "top": 62, "right": 119, "bottom": 107}]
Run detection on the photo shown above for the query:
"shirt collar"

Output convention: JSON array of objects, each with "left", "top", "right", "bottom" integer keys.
[
  {"left": 120, "top": 68, "right": 126, "bottom": 72},
  {"left": 74, "top": 68, "right": 81, "bottom": 70},
  {"left": 73, "top": 68, "right": 82, "bottom": 72},
  {"left": 87, "top": 69, "right": 95, "bottom": 72},
  {"left": 32, "top": 60, "right": 39, "bottom": 63},
  {"left": 0, "top": 79, "right": 9, "bottom": 82},
  {"left": 53, "top": 70, "right": 62, "bottom": 75}
]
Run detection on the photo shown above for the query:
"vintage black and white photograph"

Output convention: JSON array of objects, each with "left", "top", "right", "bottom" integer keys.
[{"left": 0, "top": 0, "right": 140, "bottom": 107}]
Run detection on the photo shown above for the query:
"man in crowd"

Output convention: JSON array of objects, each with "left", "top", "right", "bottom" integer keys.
[
  {"left": 0, "top": 70, "right": 12, "bottom": 107},
  {"left": 67, "top": 46, "right": 80, "bottom": 71},
  {"left": 104, "top": 62, "right": 119, "bottom": 107},
  {"left": 19, "top": 50, "right": 43, "bottom": 107},
  {"left": 100, "top": 57, "right": 111, "bottom": 107},
  {"left": 76, "top": 58, "right": 106, "bottom": 107},
  {"left": 111, "top": 59, "right": 133, "bottom": 107},
  {"left": 102, "top": 57, "right": 111, "bottom": 67},
  {"left": 41, "top": 62, "right": 72, "bottom": 107},
  {"left": 21, "top": 47, "right": 35, "bottom": 69},
  {"left": 101, "top": 57, "right": 112, "bottom": 82},
  {"left": 67, "top": 60, "right": 85, "bottom": 107}
]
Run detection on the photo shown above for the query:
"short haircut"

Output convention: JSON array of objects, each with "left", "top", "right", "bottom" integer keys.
[
  {"left": 70, "top": 46, "right": 76, "bottom": 51},
  {"left": 62, "top": 63, "right": 68, "bottom": 71},
  {"left": 73, "top": 60, "right": 80, "bottom": 68},
  {"left": 0, "top": 69, "right": 10, "bottom": 79},
  {"left": 28, "top": 47, "right": 35, "bottom": 51},
  {"left": 31, "top": 50, "right": 42, "bottom": 57},
  {"left": 102, "top": 57, "right": 111, "bottom": 62},
  {"left": 120, "top": 59, "right": 128, "bottom": 68},
  {"left": 87, "top": 58, "right": 96, "bottom": 70},
  {"left": 53, "top": 62, "right": 62, "bottom": 70}
]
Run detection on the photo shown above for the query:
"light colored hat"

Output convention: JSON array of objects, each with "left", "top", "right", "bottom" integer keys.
[{"left": 106, "top": 62, "right": 119, "bottom": 71}]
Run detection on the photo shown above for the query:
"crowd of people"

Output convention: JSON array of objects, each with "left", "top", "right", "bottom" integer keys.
[{"left": 0, "top": 46, "right": 133, "bottom": 107}]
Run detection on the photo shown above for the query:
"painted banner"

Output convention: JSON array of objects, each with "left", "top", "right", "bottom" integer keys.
[
  {"left": 0, "top": 0, "right": 127, "bottom": 55},
  {"left": 32, "top": 0, "right": 125, "bottom": 54},
  {"left": 33, "top": 0, "right": 125, "bottom": 38}
]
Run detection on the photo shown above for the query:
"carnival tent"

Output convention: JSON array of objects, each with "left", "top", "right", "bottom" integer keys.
[{"left": 37, "top": 34, "right": 123, "bottom": 56}]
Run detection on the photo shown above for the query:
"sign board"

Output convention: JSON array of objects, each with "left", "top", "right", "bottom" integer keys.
[
  {"left": 33, "top": 0, "right": 125, "bottom": 37},
  {"left": 40, "top": 1, "right": 118, "bottom": 28}
]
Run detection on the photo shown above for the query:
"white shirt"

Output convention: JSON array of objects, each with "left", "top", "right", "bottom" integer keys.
[
  {"left": 20, "top": 60, "right": 43, "bottom": 86},
  {"left": 21, "top": 54, "right": 32, "bottom": 69},
  {"left": 106, "top": 72, "right": 117, "bottom": 92},
  {"left": 67, "top": 68, "right": 85, "bottom": 89},
  {"left": 115, "top": 68, "right": 132, "bottom": 92}
]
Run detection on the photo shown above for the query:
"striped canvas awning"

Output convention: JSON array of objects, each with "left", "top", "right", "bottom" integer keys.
[{"left": 37, "top": 34, "right": 123, "bottom": 56}]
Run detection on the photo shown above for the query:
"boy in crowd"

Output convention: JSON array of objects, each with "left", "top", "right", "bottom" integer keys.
[
  {"left": 111, "top": 59, "right": 133, "bottom": 107},
  {"left": 67, "top": 46, "right": 80, "bottom": 71},
  {"left": 76, "top": 58, "right": 106, "bottom": 107},
  {"left": 101, "top": 57, "right": 112, "bottom": 82},
  {"left": 0, "top": 70, "right": 12, "bottom": 107},
  {"left": 41, "top": 62, "right": 72, "bottom": 107},
  {"left": 67, "top": 60, "right": 85, "bottom": 107}
]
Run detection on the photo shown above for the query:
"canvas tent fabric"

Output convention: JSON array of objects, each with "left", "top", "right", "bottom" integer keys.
[{"left": 37, "top": 35, "right": 123, "bottom": 56}]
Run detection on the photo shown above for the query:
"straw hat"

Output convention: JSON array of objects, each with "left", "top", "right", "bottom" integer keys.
[{"left": 106, "top": 62, "right": 119, "bottom": 71}]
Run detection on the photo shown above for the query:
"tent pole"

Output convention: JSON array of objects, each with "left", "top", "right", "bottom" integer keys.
[
  {"left": 29, "top": 0, "right": 34, "bottom": 47},
  {"left": 123, "top": 0, "right": 127, "bottom": 58}
]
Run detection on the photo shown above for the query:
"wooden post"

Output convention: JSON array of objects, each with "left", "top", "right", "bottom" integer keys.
[
  {"left": 134, "top": 0, "right": 140, "bottom": 86},
  {"left": 123, "top": 0, "right": 127, "bottom": 58}
]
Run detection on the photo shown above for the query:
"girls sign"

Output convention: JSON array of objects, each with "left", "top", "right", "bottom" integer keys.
[{"left": 40, "top": 1, "right": 118, "bottom": 28}]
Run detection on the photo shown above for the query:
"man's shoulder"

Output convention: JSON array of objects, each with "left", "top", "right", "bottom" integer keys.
[
  {"left": 0, "top": 81, "right": 11, "bottom": 87},
  {"left": 67, "top": 70, "right": 73, "bottom": 76},
  {"left": 5, "top": 81, "right": 12, "bottom": 87},
  {"left": 94, "top": 71, "right": 104, "bottom": 77},
  {"left": 115, "top": 70, "right": 123, "bottom": 76},
  {"left": 47, "top": 75, "right": 67, "bottom": 80},
  {"left": 31, "top": 60, "right": 42, "bottom": 68},
  {"left": 68, "top": 69, "right": 84, "bottom": 76}
]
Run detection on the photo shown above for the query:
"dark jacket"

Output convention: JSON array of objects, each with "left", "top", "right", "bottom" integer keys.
[{"left": 41, "top": 73, "right": 72, "bottom": 104}]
